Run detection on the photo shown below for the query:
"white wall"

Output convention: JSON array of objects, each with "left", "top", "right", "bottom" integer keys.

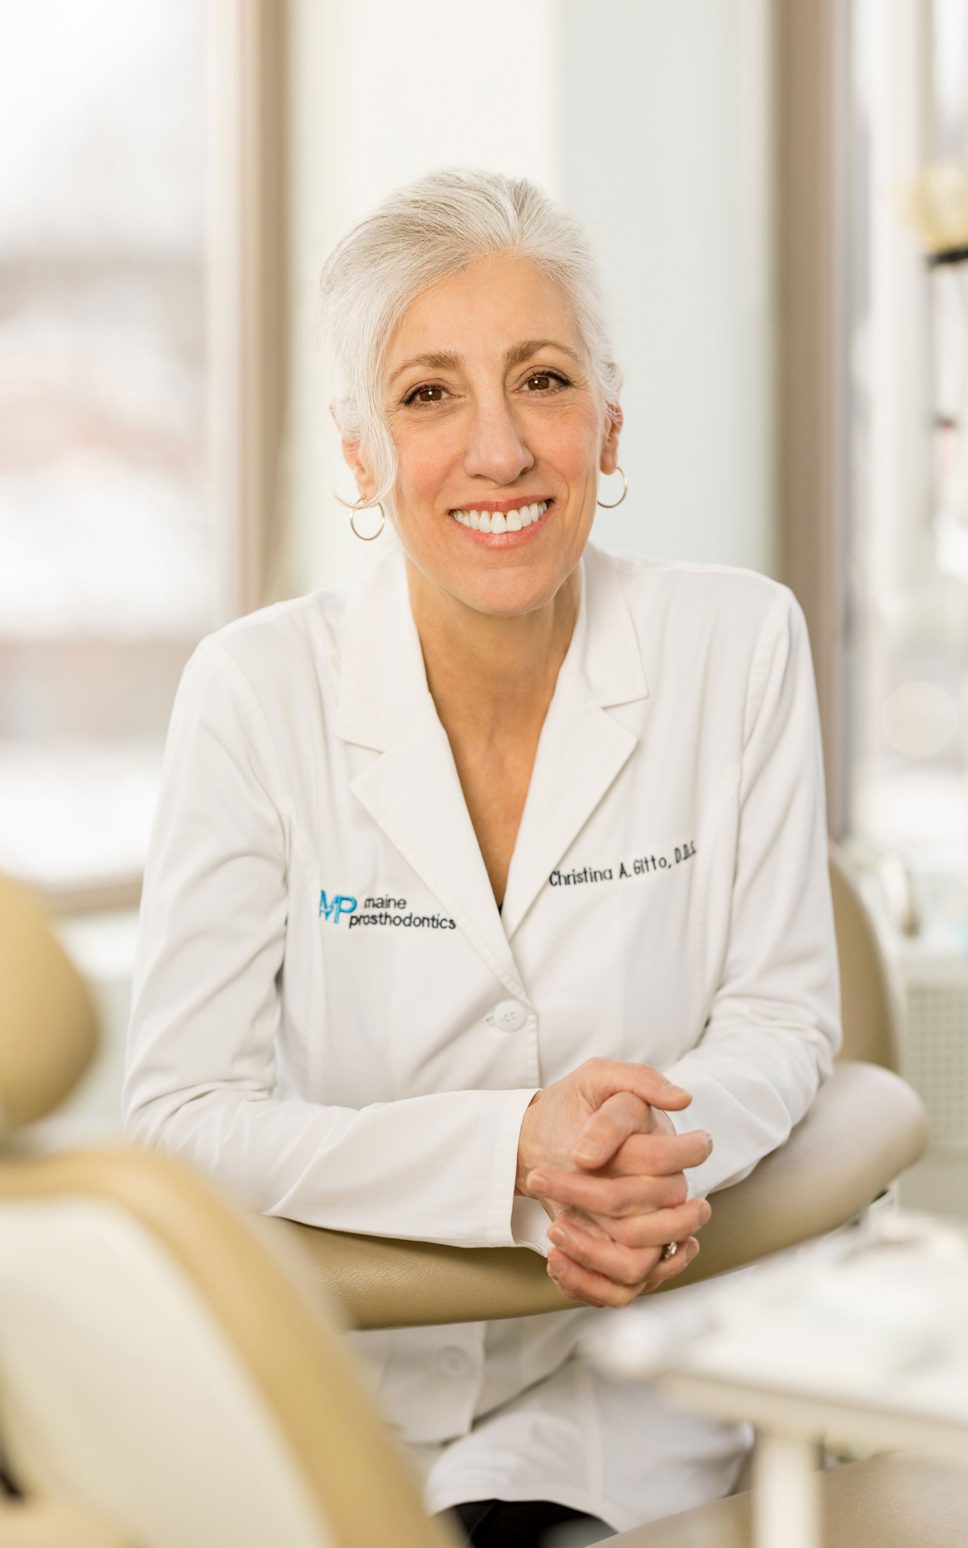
[
  {"left": 283, "top": 0, "right": 562, "bottom": 597},
  {"left": 559, "top": 0, "right": 774, "bottom": 569},
  {"left": 281, "top": 0, "right": 776, "bottom": 599}
]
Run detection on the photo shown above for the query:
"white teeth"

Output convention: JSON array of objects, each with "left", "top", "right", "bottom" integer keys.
[{"left": 450, "top": 499, "right": 548, "bottom": 531}]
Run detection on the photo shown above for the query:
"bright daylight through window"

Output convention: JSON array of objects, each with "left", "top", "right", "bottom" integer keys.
[
  {"left": 0, "top": 1, "right": 217, "bottom": 905},
  {"left": 846, "top": 0, "right": 968, "bottom": 928}
]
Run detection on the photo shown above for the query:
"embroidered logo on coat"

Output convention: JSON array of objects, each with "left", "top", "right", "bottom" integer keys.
[
  {"left": 318, "top": 890, "right": 358, "bottom": 923},
  {"left": 317, "top": 891, "right": 457, "bottom": 931}
]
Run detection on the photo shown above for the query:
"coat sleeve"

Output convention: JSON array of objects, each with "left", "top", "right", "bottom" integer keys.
[
  {"left": 661, "top": 587, "right": 842, "bottom": 1200},
  {"left": 121, "top": 637, "right": 537, "bottom": 1248}
]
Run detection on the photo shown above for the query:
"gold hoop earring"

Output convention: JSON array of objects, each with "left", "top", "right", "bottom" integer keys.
[
  {"left": 596, "top": 465, "right": 628, "bottom": 509},
  {"left": 349, "top": 502, "right": 386, "bottom": 541}
]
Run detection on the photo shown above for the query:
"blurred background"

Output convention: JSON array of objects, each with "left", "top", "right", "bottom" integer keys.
[{"left": 1, "top": 1, "right": 967, "bottom": 1209}]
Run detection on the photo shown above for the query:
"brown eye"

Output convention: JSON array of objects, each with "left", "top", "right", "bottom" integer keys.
[
  {"left": 525, "top": 371, "right": 569, "bottom": 393},
  {"left": 404, "top": 384, "right": 446, "bottom": 406}
]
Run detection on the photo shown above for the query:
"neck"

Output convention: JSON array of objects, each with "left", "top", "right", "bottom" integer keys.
[{"left": 406, "top": 565, "right": 581, "bottom": 742}]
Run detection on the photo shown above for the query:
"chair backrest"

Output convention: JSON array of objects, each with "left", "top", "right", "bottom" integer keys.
[
  {"left": 0, "top": 1495, "right": 133, "bottom": 1546},
  {"left": 0, "top": 874, "right": 456, "bottom": 1548},
  {"left": 0, "top": 1145, "right": 459, "bottom": 1548},
  {"left": 0, "top": 872, "right": 98, "bottom": 1135},
  {"left": 828, "top": 843, "right": 904, "bottom": 1070}
]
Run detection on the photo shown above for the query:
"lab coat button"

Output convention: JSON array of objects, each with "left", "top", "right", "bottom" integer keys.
[
  {"left": 488, "top": 1000, "right": 528, "bottom": 1032},
  {"left": 438, "top": 1346, "right": 472, "bottom": 1378}
]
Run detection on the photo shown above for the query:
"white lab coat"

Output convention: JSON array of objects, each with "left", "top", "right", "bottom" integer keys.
[{"left": 122, "top": 539, "right": 841, "bottom": 1533}]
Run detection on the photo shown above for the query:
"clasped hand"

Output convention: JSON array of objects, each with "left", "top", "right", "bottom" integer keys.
[{"left": 515, "top": 1058, "right": 713, "bottom": 1309}]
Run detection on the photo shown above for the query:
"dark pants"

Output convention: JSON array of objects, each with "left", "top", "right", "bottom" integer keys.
[{"left": 443, "top": 1497, "right": 613, "bottom": 1546}]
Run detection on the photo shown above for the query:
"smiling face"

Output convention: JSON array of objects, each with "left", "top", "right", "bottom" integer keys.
[{"left": 342, "top": 252, "right": 622, "bottom": 624}]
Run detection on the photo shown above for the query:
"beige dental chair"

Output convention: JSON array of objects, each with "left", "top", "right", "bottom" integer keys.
[
  {"left": 0, "top": 871, "right": 458, "bottom": 1548},
  {"left": 0, "top": 850, "right": 945, "bottom": 1547}
]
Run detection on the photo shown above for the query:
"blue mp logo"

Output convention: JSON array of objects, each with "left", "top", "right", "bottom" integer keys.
[{"left": 318, "top": 890, "right": 357, "bottom": 924}]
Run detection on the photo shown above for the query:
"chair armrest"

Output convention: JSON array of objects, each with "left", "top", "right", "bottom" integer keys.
[
  {"left": 265, "top": 1061, "right": 929, "bottom": 1330},
  {"left": 670, "top": 1059, "right": 928, "bottom": 1282}
]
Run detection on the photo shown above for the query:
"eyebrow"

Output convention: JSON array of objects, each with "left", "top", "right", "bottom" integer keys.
[{"left": 387, "top": 338, "right": 582, "bottom": 388}]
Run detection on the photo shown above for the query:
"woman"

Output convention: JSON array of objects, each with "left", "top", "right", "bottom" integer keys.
[{"left": 122, "top": 169, "right": 841, "bottom": 1545}]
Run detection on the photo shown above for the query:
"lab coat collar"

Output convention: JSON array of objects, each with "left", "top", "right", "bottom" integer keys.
[
  {"left": 335, "top": 541, "right": 649, "bottom": 992},
  {"left": 499, "top": 545, "right": 648, "bottom": 938}
]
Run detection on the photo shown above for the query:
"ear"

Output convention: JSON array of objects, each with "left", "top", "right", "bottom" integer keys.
[
  {"left": 338, "top": 431, "right": 376, "bottom": 505},
  {"left": 599, "top": 402, "right": 623, "bottom": 475}
]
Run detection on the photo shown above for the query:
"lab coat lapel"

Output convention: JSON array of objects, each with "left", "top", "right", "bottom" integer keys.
[
  {"left": 335, "top": 546, "right": 527, "bottom": 999},
  {"left": 499, "top": 545, "right": 650, "bottom": 939}
]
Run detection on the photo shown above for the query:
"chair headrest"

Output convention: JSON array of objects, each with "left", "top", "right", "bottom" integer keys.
[{"left": 0, "top": 873, "right": 98, "bottom": 1134}]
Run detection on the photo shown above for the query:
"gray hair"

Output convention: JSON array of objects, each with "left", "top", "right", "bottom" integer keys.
[{"left": 319, "top": 168, "right": 623, "bottom": 509}]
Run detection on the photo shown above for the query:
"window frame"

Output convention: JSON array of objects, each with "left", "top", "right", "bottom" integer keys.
[{"left": 773, "top": 0, "right": 852, "bottom": 841}]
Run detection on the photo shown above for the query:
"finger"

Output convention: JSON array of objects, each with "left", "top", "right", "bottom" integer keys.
[
  {"left": 577, "top": 1058, "right": 693, "bottom": 1116},
  {"left": 591, "top": 1127, "right": 713, "bottom": 1180},
  {"left": 548, "top": 1215, "right": 664, "bottom": 1287},
  {"left": 593, "top": 1147, "right": 691, "bottom": 1205},
  {"left": 529, "top": 1133, "right": 712, "bottom": 1210},
  {"left": 588, "top": 1139, "right": 687, "bottom": 1182},
  {"left": 593, "top": 1200, "right": 711, "bottom": 1250},
  {"left": 559, "top": 1173, "right": 686, "bottom": 1218},
  {"left": 571, "top": 1091, "right": 653, "bottom": 1169},
  {"left": 556, "top": 1205, "right": 612, "bottom": 1237},
  {"left": 548, "top": 1237, "right": 702, "bottom": 1306},
  {"left": 642, "top": 1235, "right": 701, "bottom": 1291},
  {"left": 533, "top": 1171, "right": 710, "bottom": 1228},
  {"left": 547, "top": 1248, "right": 647, "bottom": 1310}
]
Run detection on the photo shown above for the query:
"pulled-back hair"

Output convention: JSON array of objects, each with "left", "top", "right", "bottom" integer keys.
[{"left": 319, "top": 168, "right": 622, "bottom": 508}]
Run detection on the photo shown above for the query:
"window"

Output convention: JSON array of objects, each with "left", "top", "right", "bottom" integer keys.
[
  {"left": 0, "top": 2, "right": 285, "bottom": 911},
  {"left": 845, "top": 0, "right": 968, "bottom": 895}
]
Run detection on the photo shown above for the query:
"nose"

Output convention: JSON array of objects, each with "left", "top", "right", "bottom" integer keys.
[{"left": 461, "top": 391, "right": 535, "bottom": 485}]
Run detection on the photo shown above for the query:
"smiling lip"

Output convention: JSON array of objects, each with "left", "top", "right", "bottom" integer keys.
[
  {"left": 448, "top": 496, "right": 554, "bottom": 515},
  {"left": 449, "top": 499, "right": 553, "bottom": 546}
]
